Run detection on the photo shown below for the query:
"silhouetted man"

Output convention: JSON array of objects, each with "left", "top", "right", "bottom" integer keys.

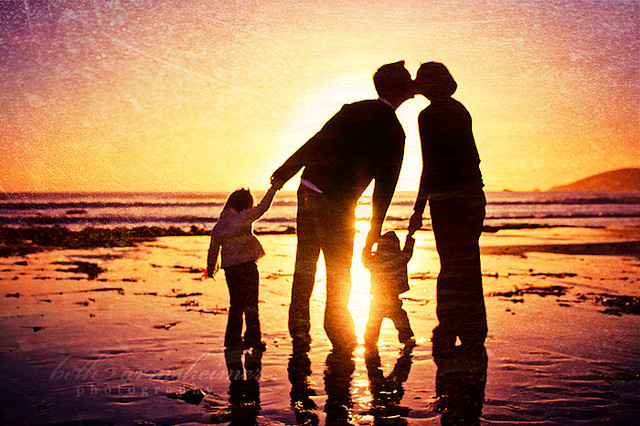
[{"left": 271, "top": 61, "right": 414, "bottom": 351}]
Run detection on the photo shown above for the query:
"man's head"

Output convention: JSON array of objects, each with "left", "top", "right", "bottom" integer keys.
[
  {"left": 415, "top": 62, "right": 457, "bottom": 100},
  {"left": 373, "top": 61, "right": 414, "bottom": 108}
]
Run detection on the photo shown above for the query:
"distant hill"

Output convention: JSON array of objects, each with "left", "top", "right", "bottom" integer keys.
[{"left": 549, "top": 168, "right": 640, "bottom": 192}]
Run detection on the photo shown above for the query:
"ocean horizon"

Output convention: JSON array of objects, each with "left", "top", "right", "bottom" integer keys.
[{"left": 1, "top": 190, "right": 639, "bottom": 231}]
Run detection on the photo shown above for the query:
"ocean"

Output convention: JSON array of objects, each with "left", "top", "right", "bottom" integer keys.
[{"left": 1, "top": 191, "right": 639, "bottom": 231}]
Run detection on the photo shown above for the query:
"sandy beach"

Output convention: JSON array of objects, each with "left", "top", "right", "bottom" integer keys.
[{"left": 1, "top": 225, "right": 639, "bottom": 425}]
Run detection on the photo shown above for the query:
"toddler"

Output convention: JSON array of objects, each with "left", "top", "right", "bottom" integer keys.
[{"left": 362, "top": 231, "right": 416, "bottom": 351}]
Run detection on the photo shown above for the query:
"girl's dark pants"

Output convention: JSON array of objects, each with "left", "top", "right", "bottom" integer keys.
[
  {"left": 223, "top": 261, "right": 261, "bottom": 348},
  {"left": 429, "top": 190, "right": 487, "bottom": 357}
]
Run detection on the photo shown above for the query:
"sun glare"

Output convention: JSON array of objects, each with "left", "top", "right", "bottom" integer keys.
[
  {"left": 277, "top": 73, "right": 427, "bottom": 193},
  {"left": 350, "top": 204, "right": 374, "bottom": 342},
  {"left": 277, "top": 75, "right": 377, "bottom": 191}
]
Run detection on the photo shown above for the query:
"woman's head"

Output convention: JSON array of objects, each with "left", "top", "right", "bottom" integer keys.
[
  {"left": 415, "top": 62, "right": 457, "bottom": 100},
  {"left": 224, "top": 188, "right": 254, "bottom": 212}
]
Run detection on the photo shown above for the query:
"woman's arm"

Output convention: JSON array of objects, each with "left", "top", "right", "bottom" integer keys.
[{"left": 402, "top": 235, "right": 415, "bottom": 261}]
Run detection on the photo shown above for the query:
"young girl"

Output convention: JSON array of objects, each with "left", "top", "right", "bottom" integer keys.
[{"left": 207, "top": 185, "right": 278, "bottom": 351}]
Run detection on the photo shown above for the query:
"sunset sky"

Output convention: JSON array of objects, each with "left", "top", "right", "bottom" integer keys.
[{"left": 1, "top": 0, "right": 638, "bottom": 193}]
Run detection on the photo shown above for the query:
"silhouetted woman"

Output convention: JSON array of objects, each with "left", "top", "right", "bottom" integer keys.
[{"left": 408, "top": 62, "right": 487, "bottom": 358}]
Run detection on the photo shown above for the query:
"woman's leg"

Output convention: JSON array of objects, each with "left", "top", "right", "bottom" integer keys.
[{"left": 430, "top": 191, "right": 487, "bottom": 355}]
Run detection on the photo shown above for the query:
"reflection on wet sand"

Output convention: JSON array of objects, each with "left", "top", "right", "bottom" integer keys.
[
  {"left": 433, "top": 343, "right": 487, "bottom": 426},
  {"left": 365, "top": 349, "right": 413, "bottom": 425},
  {"left": 212, "top": 348, "right": 263, "bottom": 425},
  {"left": 288, "top": 350, "right": 319, "bottom": 425},
  {"left": 288, "top": 347, "right": 360, "bottom": 425},
  {"left": 286, "top": 294, "right": 488, "bottom": 426},
  {"left": 288, "top": 347, "right": 418, "bottom": 425},
  {"left": 324, "top": 349, "right": 357, "bottom": 425}
]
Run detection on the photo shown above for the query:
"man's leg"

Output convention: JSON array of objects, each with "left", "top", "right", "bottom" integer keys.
[
  {"left": 321, "top": 208, "right": 357, "bottom": 348},
  {"left": 288, "top": 189, "right": 321, "bottom": 349},
  {"left": 363, "top": 298, "right": 384, "bottom": 348}
]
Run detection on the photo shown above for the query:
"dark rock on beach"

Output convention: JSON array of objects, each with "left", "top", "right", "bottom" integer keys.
[
  {"left": 490, "top": 284, "right": 640, "bottom": 316},
  {"left": 172, "top": 265, "right": 202, "bottom": 274},
  {"left": 52, "top": 261, "right": 106, "bottom": 280},
  {"left": 488, "top": 285, "right": 571, "bottom": 298},
  {"left": 594, "top": 293, "right": 640, "bottom": 315},
  {"left": 255, "top": 226, "right": 296, "bottom": 235},
  {"left": 171, "top": 292, "right": 203, "bottom": 298},
  {"left": 0, "top": 225, "right": 210, "bottom": 257},
  {"left": 154, "top": 322, "right": 180, "bottom": 330},
  {"left": 166, "top": 388, "right": 206, "bottom": 405}
]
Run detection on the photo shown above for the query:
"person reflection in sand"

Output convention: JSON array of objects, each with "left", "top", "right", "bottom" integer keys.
[
  {"left": 211, "top": 348, "right": 263, "bottom": 425},
  {"left": 323, "top": 349, "right": 356, "bottom": 425},
  {"left": 288, "top": 350, "right": 319, "bottom": 425},
  {"left": 432, "top": 342, "right": 487, "bottom": 426},
  {"left": 364, "top": 349, "right": 413, "bottom": 425}
]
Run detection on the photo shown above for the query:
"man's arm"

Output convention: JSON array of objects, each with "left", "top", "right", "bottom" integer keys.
[
  {"left": 271, "top": 105, "right": 348, "bottom": 188},
  {"left": 366, "top": 140, "right": 403, "bottom": 249},
  {"left": 365, "top": 107, "right": 406, "bottom": 249},
  {"left": 367, "top": 168, "right": 401, "bottom": 249},
  {"left": 271, "top": 136, "right": 317, "bottom": 188},
  {"left": 408, "top": 113, "right": 431, "bottom": 235}
]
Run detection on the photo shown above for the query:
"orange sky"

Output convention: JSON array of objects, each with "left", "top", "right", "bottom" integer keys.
[{"left": 0, "top": 0, "right": 638, "bottom": 192}]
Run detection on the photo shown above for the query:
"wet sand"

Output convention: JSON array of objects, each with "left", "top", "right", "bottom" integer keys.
[{"left": 1, "top": 226, "right": 639, "bottom": 425}]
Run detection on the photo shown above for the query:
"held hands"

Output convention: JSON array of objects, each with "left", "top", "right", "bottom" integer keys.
[
  {"left": 270, "top": 176, "right": 285, "bottom": 191},
  {"left": 203, "top": 265, "right": 219, "bottom": 280},
  {"left": 362, "top": 229, "right": 377, "bottom": 264},
  {"left": 408, "top": 211, "right": 423, "bottom": 236},
  {"left": 361, "top": 243, "right": 373, "bottom": 263},
  {"left": 364, "top": 228, "right": 380, "bottom": 254}
]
